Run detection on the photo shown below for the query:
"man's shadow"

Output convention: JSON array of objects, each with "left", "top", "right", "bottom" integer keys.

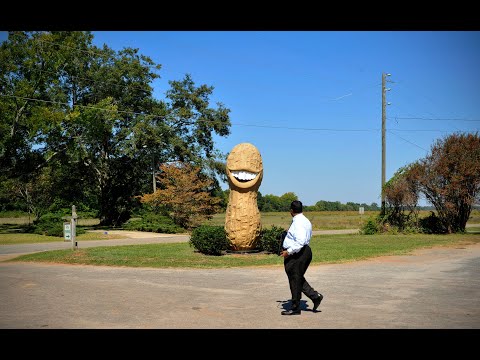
[{"left": 277, "top": 299, "right": 321, "bottom": 313}]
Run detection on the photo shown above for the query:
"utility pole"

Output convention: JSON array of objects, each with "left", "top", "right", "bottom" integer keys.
[{"left": 381, "top": 72, "right": 391, "bottom": 215}]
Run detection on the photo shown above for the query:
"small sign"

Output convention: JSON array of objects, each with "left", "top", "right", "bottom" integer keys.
[
  {"left": 359, "top": 207, "right": 365, "bottom": 215},
  {"left": 64, "top": 223, "right": 72, "bottom": 241}
]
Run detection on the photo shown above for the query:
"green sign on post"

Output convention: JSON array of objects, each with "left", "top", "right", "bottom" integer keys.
[{"left": 64, "top": 223, "right": 72, "bottom": 241}]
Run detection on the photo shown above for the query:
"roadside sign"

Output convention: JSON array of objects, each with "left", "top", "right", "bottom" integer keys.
[
  {"left": 359, "top": 207, "right": 365, "bottom": 215},
  {"left": 64, "top": 223, "right": 72, "bottom": 241}
]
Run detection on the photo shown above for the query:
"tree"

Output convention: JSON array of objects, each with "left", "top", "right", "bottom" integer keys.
[
  {"left": 256, "top": 191, "right": 265, "bottom": 211},
  {"left": 0, "top": 31, "right": 231, "bottom": 225},
  {"left": 139, "top": 161, "right": 221, "bottom": 229},
  {"left": 279, "top": 192, "right": 298, "bottom": 211},
  {"left": 383, "top": 165, "right": 420, "bottom": 230},
  {"left": 313, "top": 200, "right": 343, "bottom": 211},
  {"left": 3, "top": 175, "right": 52, "bottom": 220},
  {"left": 411, "top": 132, "right": 480, "bottom": 233}
]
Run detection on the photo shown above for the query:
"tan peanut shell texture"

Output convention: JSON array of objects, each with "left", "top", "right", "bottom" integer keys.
[{"left": 224, "top": 143, "right": 263, "bottom": 251}]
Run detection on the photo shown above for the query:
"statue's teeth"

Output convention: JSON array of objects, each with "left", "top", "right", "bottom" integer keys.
[{"left": 232, "top": 170, "right": 256, "bottom": 181}]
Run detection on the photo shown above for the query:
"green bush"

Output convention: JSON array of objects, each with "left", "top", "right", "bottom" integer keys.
[
  {"left": 401, "top": 225, "right": 423, "bottom": 234},
  {"left": 360, "top": 217, "right": 380, "bottom": 235},
  {"left": 123, "top": 214, "right": 184, "bottom": 234},
  {"left": 189, "top": 225, "right": 230, "bottom": 256},
  {"left": 257, "top": 225, "right": 285, "bottom": 254},
  {"left": 32, "top": 213, "right": 86, "bottom": 237}
]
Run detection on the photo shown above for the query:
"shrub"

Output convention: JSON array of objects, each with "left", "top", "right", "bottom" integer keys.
[
  {"left": 257, "top": 225, "right": 285, "bottom": 254},
  {"left": 0, "top": 210, "right": 31, "bottom": 218},
  {"left": 123, "top": 213, "right": 184, "bottom": 234},
  {"left": 32, "top": 213, "right": 86, "bottom": 237},
  {"left": 360, "top": 217, "right": 380, "bottom": 235},
  {"left": 189, "top": 225, "right": 230, "bottom": 256},
  {"left": 401, "top": 225, "right": 423, "bottom": 234},
  {"left": 419, "top": 212, "right": 448, "bottom": 234}
]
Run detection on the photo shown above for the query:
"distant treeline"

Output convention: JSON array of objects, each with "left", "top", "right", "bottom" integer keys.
[
  {"left": 218, "top": 190, "right": 435, "bottom": 212},
  {"left": 304, "top": 200, "right": 380, "bottom": 212},
  {"left": 303, "top": 201, "right": 435, "bottom": 212}
]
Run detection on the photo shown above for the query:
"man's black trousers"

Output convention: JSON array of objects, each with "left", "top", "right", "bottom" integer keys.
[{"left": 283, "top": 244, "right": 318, "bottom": 309}]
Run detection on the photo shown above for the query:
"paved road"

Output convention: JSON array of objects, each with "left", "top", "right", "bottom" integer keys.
[
  {"left": 0, "top": 232, "right": 191, "bottom": 260},
  {"left": 1, "top": 230, "right": 479, "bottom": 329}
]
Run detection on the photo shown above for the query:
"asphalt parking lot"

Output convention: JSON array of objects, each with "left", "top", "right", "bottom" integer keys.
[{"left": 1, "top": 232, "right": 479, "bottom": 330}]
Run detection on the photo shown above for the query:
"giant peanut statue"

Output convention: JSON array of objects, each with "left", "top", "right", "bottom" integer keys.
[{"left": 225, "top": 143, "right": 263, "bottom": 251}]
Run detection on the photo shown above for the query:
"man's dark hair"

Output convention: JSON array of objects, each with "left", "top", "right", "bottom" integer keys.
[{"left": 290, "top": 200, "right": 303, "bottom": 214}]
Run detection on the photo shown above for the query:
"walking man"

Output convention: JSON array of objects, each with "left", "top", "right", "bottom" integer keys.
[{"left": 279, "top": 200, "right": 323, "bottom": 315}]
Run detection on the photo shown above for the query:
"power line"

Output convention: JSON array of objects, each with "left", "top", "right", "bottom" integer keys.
[
  {"left": 19, "top": 67, "right": 156, "bottom": 95},
  {"left": 34, "top": 35, "right": 390, "bottom": 112},
  {"left": 17, "top": 35, "right": 479, "bottom": 129},
  {"left": 0, "top": 93, "right": 378, "bottom": 132},
  {"left": 389, "top": 77, "right": 477, "bottom": 125},
  {"left": 2, "top": 93, "right": 475, "bottom": 134},
  {"left": 386, "top": 128, "right": 466, "bottom": 132},
  {"left": 9, "top": 35, "right": 415, "bottom": 135},
  {"left": 393, "top": 117, "right": 480, "bottom": 122},
  {"left": 0, "top": 93, "right": 162, "bottom": 118},
  {"left": 233, "top": 123, "right": 377, "bottom": 131},
  {"left": 388, "top": 130, "right": 429, "bottom": 152}
]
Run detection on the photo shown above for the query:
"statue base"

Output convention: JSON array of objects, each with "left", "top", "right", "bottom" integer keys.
[{"left": 225, "top": 249, "right": 261, "bottom": 255}]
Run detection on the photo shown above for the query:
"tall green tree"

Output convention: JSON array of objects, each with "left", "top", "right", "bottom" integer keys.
[{"left": 0, "top": 31, "right": 231, "bottom": 225}]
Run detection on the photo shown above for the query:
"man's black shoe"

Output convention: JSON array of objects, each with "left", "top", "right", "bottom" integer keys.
[
  {"left": 312, "top": 294, "right": 323, "bottom": 311},
  {"left": 281, "top": 309, "right": 301, "bottom": 315}
]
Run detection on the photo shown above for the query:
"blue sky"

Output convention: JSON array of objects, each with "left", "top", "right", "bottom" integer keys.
[{"left": 2, "top": 31, "right": 479, "bottom": 206}]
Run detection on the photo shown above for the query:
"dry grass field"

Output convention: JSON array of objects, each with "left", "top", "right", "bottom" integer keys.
[
  {"left": 1, "top": 209, "right": 479, "bottom": 231},
  {"left": 204, "top": 211, "right": 368, "bottom": 230},
  {"left": 205, "top": 209, "right": 480, "bottom": 231}
]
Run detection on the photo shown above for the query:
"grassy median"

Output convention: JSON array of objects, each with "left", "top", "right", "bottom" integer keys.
[{"left": 6, "top": 232, "right": 480, "bottom": 269}]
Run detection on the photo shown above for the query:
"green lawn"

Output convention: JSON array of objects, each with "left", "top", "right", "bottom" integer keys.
[
  {"left": 0, "top": 231, "right": 127, "bottom": 245},
  {"left": 2, "top": 209, "right": 480, "bottom": 269},
  {"left": 7, "top": 232, "right": 480, "bottom": 269}
]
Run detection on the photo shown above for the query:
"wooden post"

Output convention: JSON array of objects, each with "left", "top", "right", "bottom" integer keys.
[{"left": 71, "top": 205, "right": 78, "bottom": 250}]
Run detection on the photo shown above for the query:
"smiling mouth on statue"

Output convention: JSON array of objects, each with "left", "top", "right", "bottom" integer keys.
[{"left": 231, "top": 170, "right": 257, "bottom": 183}]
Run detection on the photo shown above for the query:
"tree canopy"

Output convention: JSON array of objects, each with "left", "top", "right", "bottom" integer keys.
[
  {"left": 383, "top": 165, "right": 420, "bottom": 230},
  {"left": 412, "top": 132, "right": 480, "bottom": 233},
  {"left": 0, "top": 31, "right": 231, "bottom": 225},
  {"left": 139, "top": 161, "right": 221, "bottom": 229},
  {"left": 382, "top": 132, "right": 480, "bottom": 233}
]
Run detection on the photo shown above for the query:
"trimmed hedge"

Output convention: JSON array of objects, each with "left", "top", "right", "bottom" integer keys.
[
  {"left": 189, "top": 225, "right": 231, "bottom": 256},
  {"left": 257, "top": 225, "right": 285, "bottom": 254}
]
